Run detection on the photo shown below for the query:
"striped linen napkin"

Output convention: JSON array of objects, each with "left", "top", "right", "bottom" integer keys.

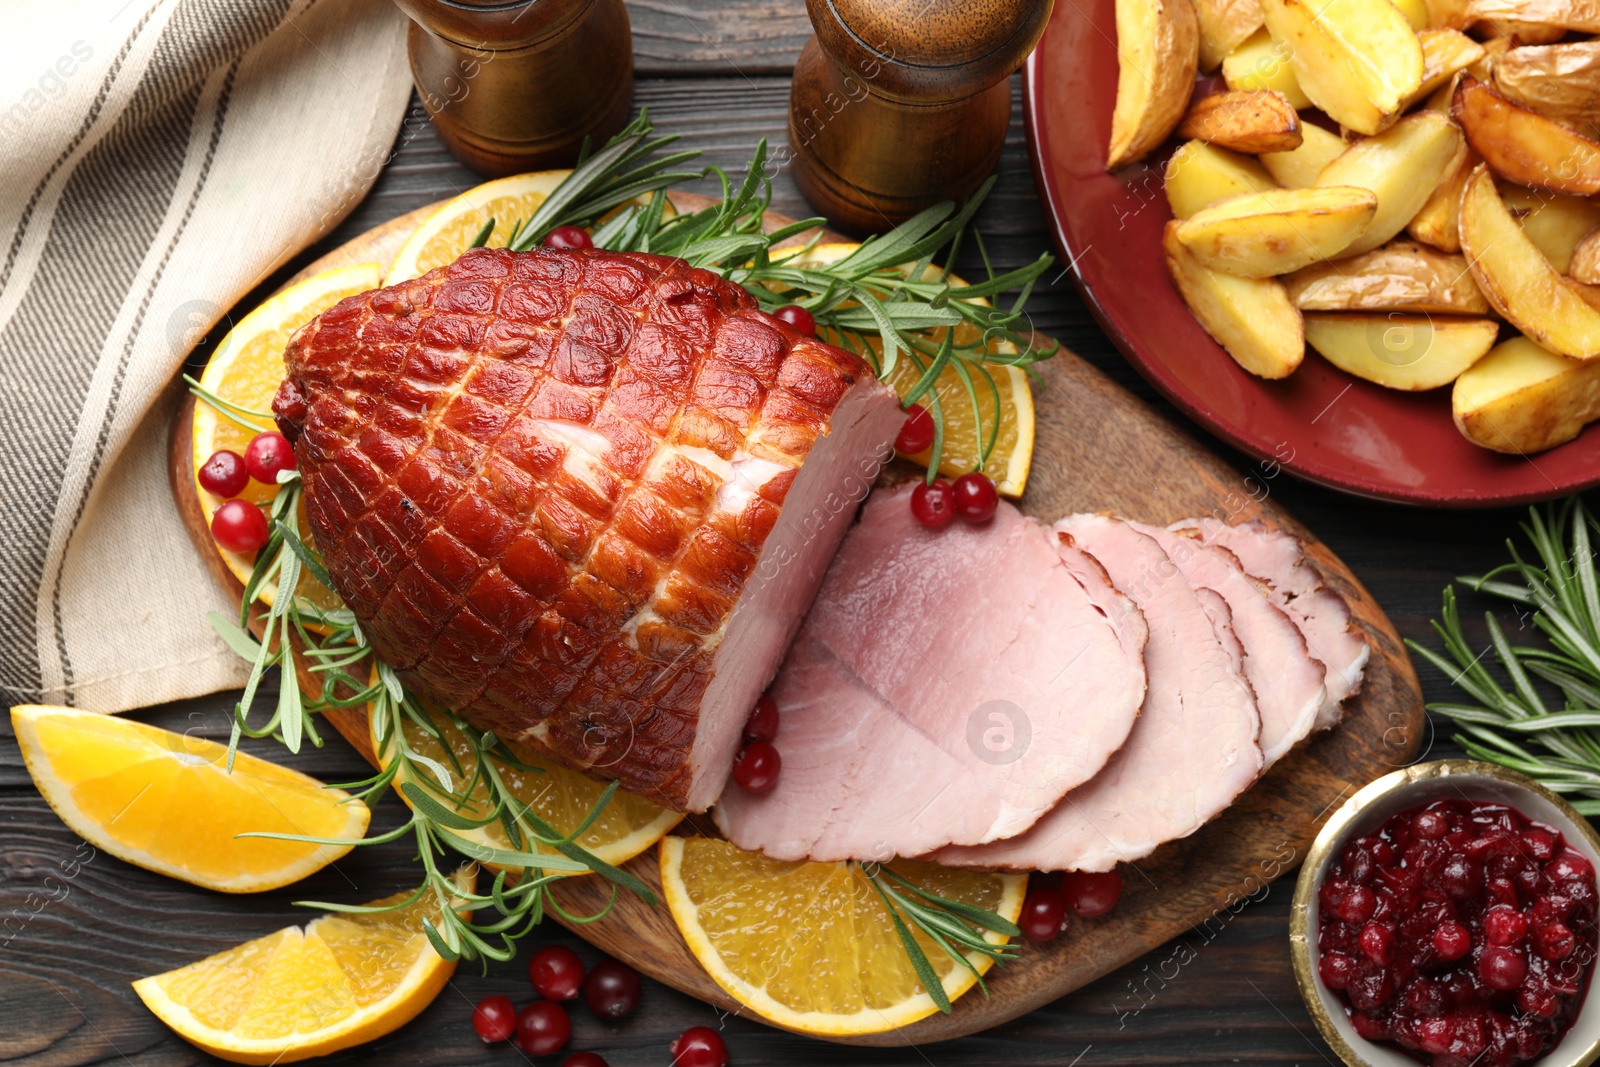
[{"left": 0, "top": 0, "right": 412, "bottom": 713}]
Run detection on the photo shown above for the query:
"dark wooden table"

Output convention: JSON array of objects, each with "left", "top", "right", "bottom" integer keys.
[{"left": 0, "top": 3, "right": 1575, "bottom": 1064}]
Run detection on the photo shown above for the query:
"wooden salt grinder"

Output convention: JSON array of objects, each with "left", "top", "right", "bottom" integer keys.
[
  {"left": 394, "top": 0, "right": 633, "bottom": 177},
  {"left": 789, "top": 0, "right": 1054, "bottom": 233}
]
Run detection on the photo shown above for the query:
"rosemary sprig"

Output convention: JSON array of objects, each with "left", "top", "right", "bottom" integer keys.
[
  {"left": 863, "top": 864, "right": 1020, "bottom": 1013},
  {"left": 1409, "top": 498, "right": 1600, "bottom": 813}
]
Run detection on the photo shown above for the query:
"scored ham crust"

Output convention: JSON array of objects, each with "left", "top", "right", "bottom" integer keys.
[{"left": 273, "top": 247, "right": 902, "bottom": 811}]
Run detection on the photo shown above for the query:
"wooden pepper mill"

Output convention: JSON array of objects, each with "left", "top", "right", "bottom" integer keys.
[
  {"left": 788, "top": 0, "right": 1055, "bottom": 232},
  {"left": 394, "top": 0, "right": 633, "bottom": 177}
]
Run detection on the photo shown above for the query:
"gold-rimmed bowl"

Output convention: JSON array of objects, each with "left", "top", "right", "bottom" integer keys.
[{"left": 1291, "top": 760, "right": 1600, "bottom": 1067}]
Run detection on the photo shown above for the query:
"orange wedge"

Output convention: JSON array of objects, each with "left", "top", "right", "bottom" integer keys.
[
  {"left": 12, "top": 704, "right": 368, "bottom": 893},
  {"left": 133, "top": 869, "right": 473, "bottom": 1063},
  {"left": 660, "top": 836, "right": 1025, "bottom": 1035}
]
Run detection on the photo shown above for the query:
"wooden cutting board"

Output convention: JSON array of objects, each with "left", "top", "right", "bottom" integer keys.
[{"left": 168, "top": 196, "right": 1423, "bottom": 1047}]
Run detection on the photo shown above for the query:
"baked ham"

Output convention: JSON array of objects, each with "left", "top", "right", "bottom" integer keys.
[
  {"left": 713, "top": 487, "right": 1150, "bottom": 861},
  {"left": 937, "top": 515, "right": 1264, "bottom": 872},
  {"left": 272, "top": 247, "right": 902, "bottom": 811}
]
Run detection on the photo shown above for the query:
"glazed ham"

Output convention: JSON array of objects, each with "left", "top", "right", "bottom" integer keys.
[
  {"left": 938, "top": 515, "right": 1264, "bottom": 871},
  {"left": 713, "top": 487, "right": 1149, "bottom": 861},
  {"left": 273, "top": 247, "right": 902, "bottom": 811}
]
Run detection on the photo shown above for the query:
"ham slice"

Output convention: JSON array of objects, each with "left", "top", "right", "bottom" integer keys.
[
  {"left": 712, "top": 487, "right": 1149, "bottom": 861},
  {"left": 1175, "top": 518, "right": 1369, "bottom": 730},
  {"left": 937, "top": 515, "right": 1264, "bottom": 872},
  {"left": 1132, "top": 522, "right": 1325, "bottom": 764}
]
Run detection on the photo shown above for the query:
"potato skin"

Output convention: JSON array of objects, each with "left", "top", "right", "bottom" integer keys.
[
  {"left": 1284, "top": 241, "right": 1490, "bottom": 314},
  {"left": 1108, "top": 0, "right": 1201, "bottom": 169}
]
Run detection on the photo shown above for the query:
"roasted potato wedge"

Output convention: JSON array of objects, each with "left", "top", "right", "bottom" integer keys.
[
  {"left": 1165, "top": 140, "right": 1279, "bottom": 218},
  {"left": 1259, "top": 0, "right": 1423, "bottom": 135},
  {"left": 1260, "top": 122, "right": 1347, "bottom": 186},
  {"left": 1408, "top": 30, "right": 1487, "bottom": 107},
  {"left": 1315, "top": 112, "right": 1464, "bottom": 256},
  {"left": 1394, "top": 0, "right": 1432, "bottom": 28},
  {"left": 1109, "top": 0, "right": 1201, "bottom": 169},
  {"left": 1285, "top": 241, "right": 1490, "bottom": 313},
  {"left": 1173, "top": 185, "right": 1380, "bottom": 276},
  {"left": 1305, "top": 313, "right": 1500, "bottom": 389},
  {"left": 1222, "top": 28, "right": 1311, "bottom": 109},
  {"left": 1460, "top": 164, "right": 1600, "bottom": 359},
  {"left": 1461, "top": 0, "right": 1600, "bottom": 31},
  {"left": 1500, "top": 184, "right": 1600, "bottom": 272},
  {"left": 1178, "top": 90, "right": 1303, "bottom": 153},
  {"left": 1453, "top": 75, "right": 1600, "bottom": 195},
  {"left": 1163, "top": 221, "right": 1305, "bottom": 378},
  {"left": 1492, "top": 41, "right": 1600, "bottom": 135},
  {"left": 1407, "top": 144, "right": 1476, "bottom": 253},
  {"left": 1426, "top": 0, "right": 1473, "bottom": 28},
  {"left": 1453, "top": 336, "right": 1600, "bottom": 451},
  {"left": 1570, "top": 227, "right": 1600, "bottom": 284},
  {"left": 1195, "top": 0, "right": 1266, "bottom": 70}
]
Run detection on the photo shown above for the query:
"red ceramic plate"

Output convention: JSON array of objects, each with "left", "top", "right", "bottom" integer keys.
[{"left": 1021, "top": 0, "right": 1600, "bottom": 507}]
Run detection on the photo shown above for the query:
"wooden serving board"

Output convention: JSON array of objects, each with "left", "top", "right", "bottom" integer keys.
[{"left": 168, "top": 197, "right": 1424, "bottom": 1047}]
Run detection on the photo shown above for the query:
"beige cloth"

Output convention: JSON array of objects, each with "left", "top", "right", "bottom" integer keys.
[{"left": 0, "top": 0, "right": 413, "bottom": 711}]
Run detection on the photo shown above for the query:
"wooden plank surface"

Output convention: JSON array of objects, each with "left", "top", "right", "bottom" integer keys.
[{"left": 0, "top": 3, "right": 1574, "bottom": 1064}]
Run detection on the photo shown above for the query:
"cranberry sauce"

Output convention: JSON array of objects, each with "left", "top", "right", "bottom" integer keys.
[{"left": 1317, "top": 798, "right": 1597, "bottom": 1067}]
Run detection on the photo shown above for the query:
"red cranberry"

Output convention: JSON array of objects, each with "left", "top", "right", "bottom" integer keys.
[
  {"left": 564, "top": 1055, "right": 609, "bottom": 1067},
  {"left": 1403, "top": 978, "right": 1445, "bottom": 1016},
  {"left": 1433, "top": 920, "right": 1471, "bottom": 961},
  {"left": 211, "top": 500, "right": 269, "bottom": 553},
  {"left": 1413, "top": 809, "right": 1450, "bottom": 840},
  {"left": 1359, "top": 922, "right": 1394, "bottom": 966},
  {"left": 1534, "top": 921, "right": 1575, "bottom": 960},
  {"left": 1439, "top": 855, "right": 1482, "bottom": 900},
  {"left": 1062, "top": 869, "right": 1122, "bottom": 917},
  {"left": 670, "top": 1026, "right": 727, "bottom": 1067},
  {"left": 1478, "top": 946, "right": 1528, "bottom": 991},
  {"left": 515, "top": 1000, "right": 571, "bottom": 1056},
  {"left": 1350, "top": 1011, "right": 1387, "bottom": 1041},
  {"left": 894, "top": 404, "right": 935, "bottom": 454},
  {"left": 244, "top": 431, "right": 295, "bottom": 483},
  {"left": 1548, "top": 852, "right": 1595, "bottom": 883},
  {"left": 733, "top": 741, "right": 780, "bottom": 794},
  {"left": 530, "top": 945, "right": 585, "bottom": 1001},
  {"left": 772, "top": 304, "right": 815, "bottom": 337},
  {"left": 544, "top": 225, "right": 593, "bottom": 250},
  {"left": 1523, "top": 828, "right": 1557, "bottom": 860},
  {"left": 1416, "top": 1015, "right": 1455, "bottom": 1054},
  {"left": 471, "top": 994, "right": 517, "bottom": 1043},
  {"left": 198, "top": 450, "right": 249, "bottom": 497},
  {"left": 1517, "top": 983, "right": 1559, "bottom": 1018},
  {"left": 582, "top": 959, "right": 641, "bottom": 1020},
  {"left": 1483, "top": 906, "right": 1527, "bottom": 947},
  {"left": 1346, "top": 968, "right": 1393, "bottom": 1011},
  {"left": 1019, "top": 885, "right": 1068, "bottom": 942},
  {"left": 910, "top": 479, "right": 957, "bottom": 527},
  {"left": 1319, "top": 951, "right": 1356, "bottom": 989},
  {"left": 743, "top": 695, "right": 778, "bottom": 745},
  {"left": 1335, "top": 884, "right": 1377, "bottom": 924},
  {"left": 951, "top": 472, "right": 999, "bottom": 523}
]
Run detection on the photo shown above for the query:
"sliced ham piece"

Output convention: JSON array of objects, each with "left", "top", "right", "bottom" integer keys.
[
  {"left": 937, "top": 515, "right": 1264, "bottom": 872},
  {"left": 1132, "top": 522, "right": 1325, "bottom": 764},
  {"left": 713, "top": 487, "right": 1149, "bottom": 861},
  {"left": 1175, "top": 518, "right": 1369, "bottom": 730}
]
